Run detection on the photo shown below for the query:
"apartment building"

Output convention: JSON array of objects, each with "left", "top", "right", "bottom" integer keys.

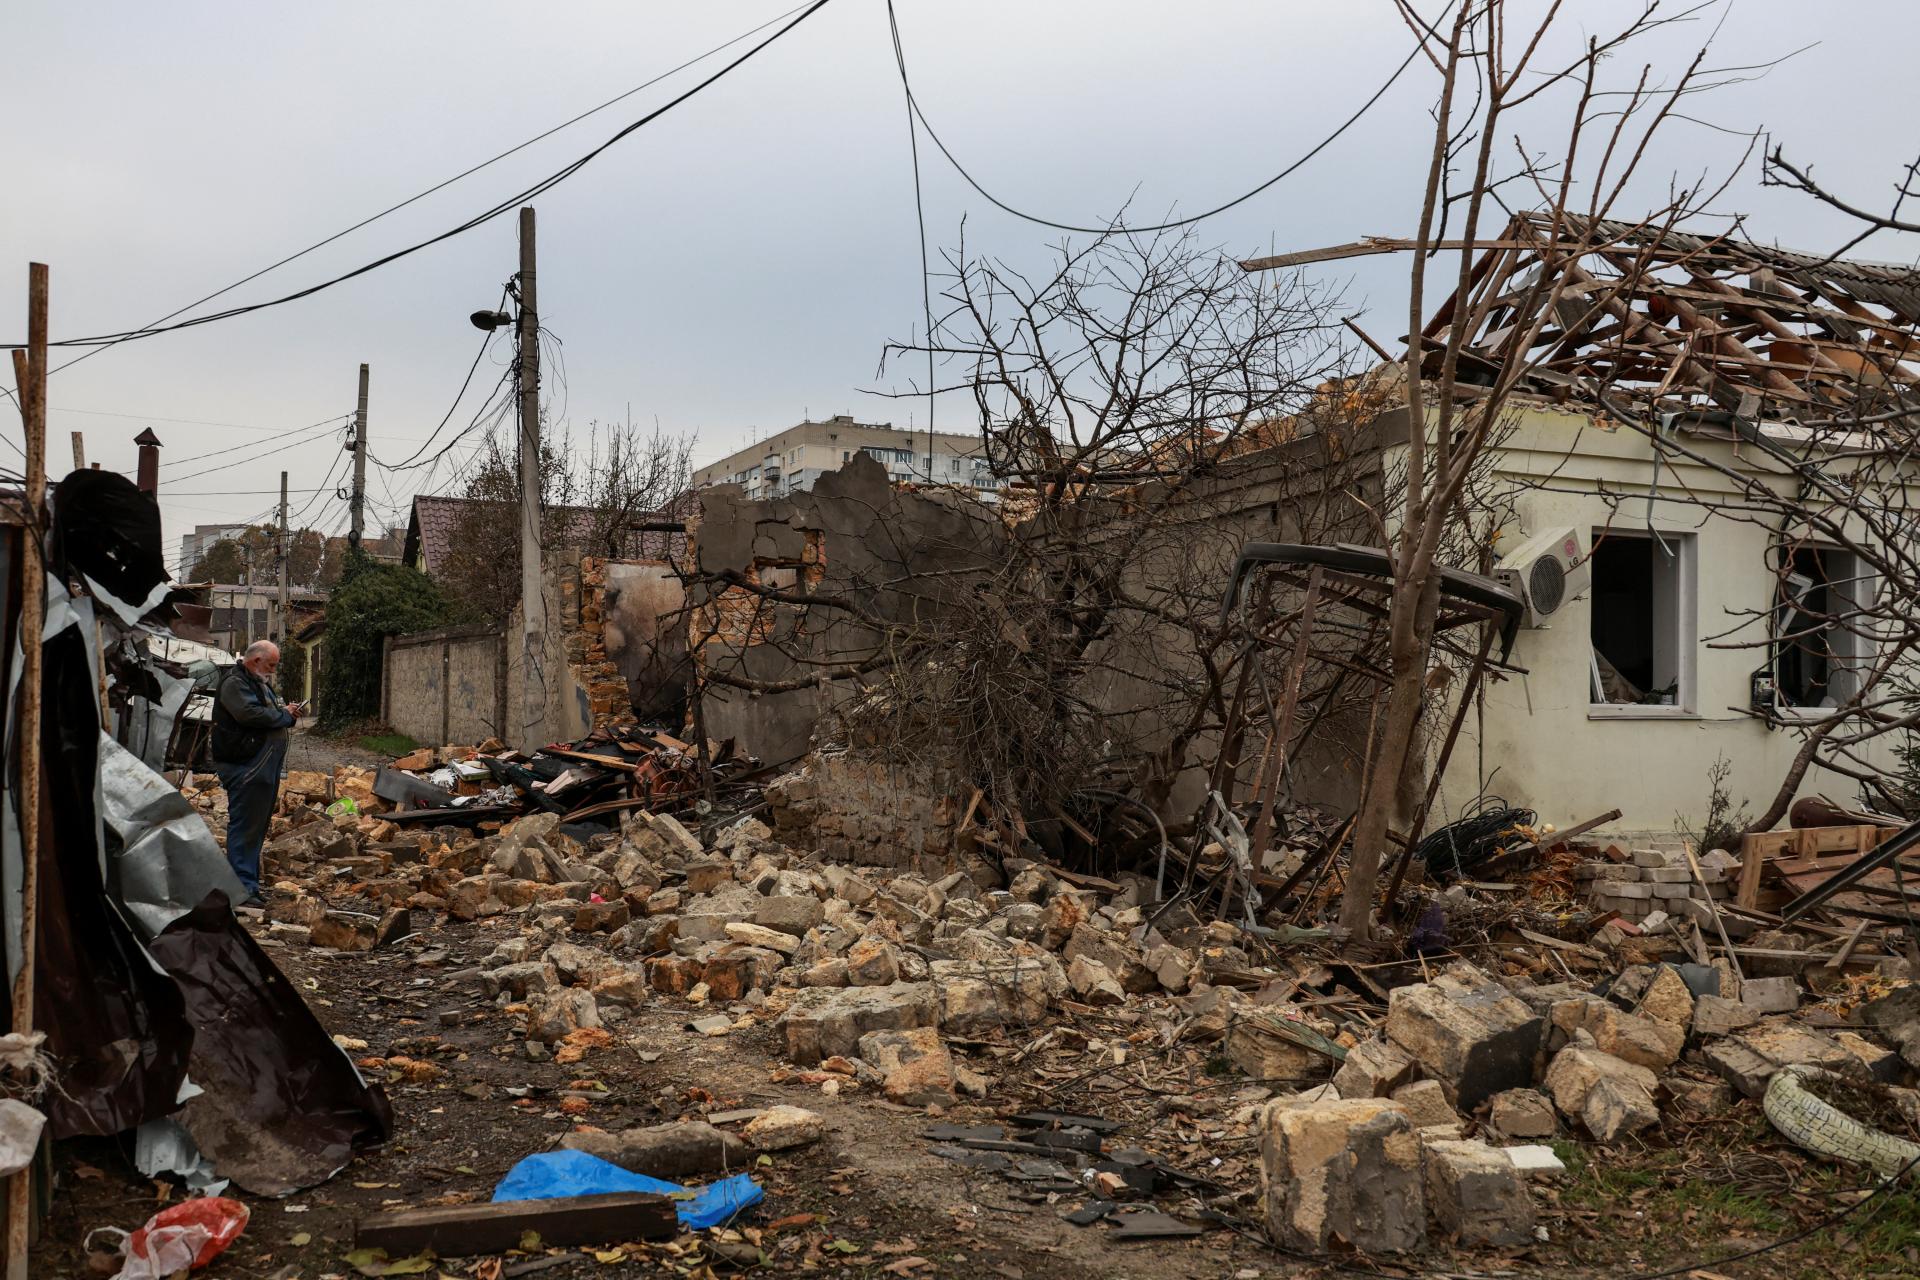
[{"left": 691, "top": 415, "right": 1002, "bottom": 501}]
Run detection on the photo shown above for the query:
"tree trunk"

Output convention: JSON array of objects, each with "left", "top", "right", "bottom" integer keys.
[{"left": 1339, "top": 565, "right": 1441, "bottom": 938}]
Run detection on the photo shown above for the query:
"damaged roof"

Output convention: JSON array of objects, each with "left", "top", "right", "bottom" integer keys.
[{"left": 1412, "top": 211, "right": 1920, "bottom": 423}]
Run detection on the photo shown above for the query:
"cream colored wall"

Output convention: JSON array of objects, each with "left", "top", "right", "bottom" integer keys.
[{"left": 1418, "top": 403, "right": 1910, "bottom": 838}]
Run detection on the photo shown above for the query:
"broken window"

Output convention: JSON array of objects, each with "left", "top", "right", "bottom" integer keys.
[
  {"left": 1773, "top": 545, "right": 1871, "bottom": 710},
  {"left": 1589, "top": 530, "right": 1694, "bottom": 708}
]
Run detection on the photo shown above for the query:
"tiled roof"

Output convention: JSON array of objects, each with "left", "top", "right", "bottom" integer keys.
[{"left": 405, "top": 492, "right": 696, "bottom": 576}]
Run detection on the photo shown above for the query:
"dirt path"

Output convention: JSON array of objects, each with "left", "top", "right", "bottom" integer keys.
[
  {"left": 30, "top": 914, "right": 1290, "bottom": 1280},
  {"left": 285, "top": 725, "right": 390, "bottom": 777}
]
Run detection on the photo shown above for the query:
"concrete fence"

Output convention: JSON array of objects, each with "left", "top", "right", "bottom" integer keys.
[{"left": 381, "top": 624, "right": 508, "bottom": 747}]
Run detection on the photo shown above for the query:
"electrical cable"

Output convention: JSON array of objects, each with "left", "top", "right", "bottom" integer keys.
[
  {"left": 160, "top": 413, "right": 350, "bottom": 468},
  {"left": 4, "top": 0, "right": 835, "bottom": 354},
  {"left": 886, "top": 0, "right": 938, "bottom": 482},
  {"left": 371, "top": 286, "right": 508, "bottom": 470},
  {"left": 885, "top": 1, "right": 1428, "bottom": 236},
  {"left": 164, "top": 423, "right": 351, "bottom": 488},
  {"left": 0, "top": 1, "right": 821, "bottom": 398}
]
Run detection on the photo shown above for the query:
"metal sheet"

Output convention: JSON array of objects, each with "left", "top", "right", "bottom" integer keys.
[{"left": 99, "top": 733, "right": 246, "bottom": 938}]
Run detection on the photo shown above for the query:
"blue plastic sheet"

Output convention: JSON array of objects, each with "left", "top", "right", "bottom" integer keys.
[{"left": 493, "top": 1150, "right": 763, "bottom": 1230}]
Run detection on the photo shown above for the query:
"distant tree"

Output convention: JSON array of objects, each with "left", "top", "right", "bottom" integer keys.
[
  {"left": 318, "top": 551, "right": 457, "bottom": 730},
  {"left": 188, "top": 538, "right": 245, "bottom": 584},
  {"left": 288, "top": 528, "right": 326, "bottom": 585},
  {"left": 441, "top": 419, "right": 692, "bottom": 622}
]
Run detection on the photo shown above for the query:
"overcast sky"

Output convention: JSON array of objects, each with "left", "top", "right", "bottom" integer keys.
[{"left": 7, "top": 0, "right": 1920, "bottom": 572}]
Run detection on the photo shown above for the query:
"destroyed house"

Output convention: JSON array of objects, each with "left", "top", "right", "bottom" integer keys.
[{"left": 1376, "top": 213, "right": 1920, "bottom": 835}]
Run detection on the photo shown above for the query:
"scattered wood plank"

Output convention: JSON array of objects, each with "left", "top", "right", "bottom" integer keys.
[
  {"left": 356, "top": 1193, "right": 676, "bottom": 1257},
  {"left": 1516, "top": 928, "right": 1604, "bottom": 961},
  {"left": 1518, "top": 808, "right": 1623, "bottom": 857},
  {"left": 1685, "top": 845, "right": 1745, "bottom": 982},
  {"left": 1824, "top": 921, "right": 1870, "bottom": 971},
  {"left": 540, "top": 748, "right": 643, "bottom": 772}
]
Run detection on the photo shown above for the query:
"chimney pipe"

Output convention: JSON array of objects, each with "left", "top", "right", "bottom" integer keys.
[{"left": 134, "top": 428, "right": 163, "bottom": 496}]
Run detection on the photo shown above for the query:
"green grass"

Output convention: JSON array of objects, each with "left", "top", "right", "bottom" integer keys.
[
  {"left": 1550, "top": 1136, "right": 1920, "bottom": 1277},
  {"left": 356, "top": 732, "right": 417, "bottom": 757}
]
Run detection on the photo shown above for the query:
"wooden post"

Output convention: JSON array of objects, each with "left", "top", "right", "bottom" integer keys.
[
  {"left": 7, "top": 261, "right": 49, "bottom": 1280},
  {"left": 67, "top": 433, "right": 82, "bottom": 472},
  {"left": 276, "top": 471, "right": 289, "bottom": 643},
  {"left": 348, "top": 364, "right": 369, "bottom": 549}
]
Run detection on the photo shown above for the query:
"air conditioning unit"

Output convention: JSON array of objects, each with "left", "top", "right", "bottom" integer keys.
[{"left": 1493, "top": 525, "right": 1590, "bottom": 627}]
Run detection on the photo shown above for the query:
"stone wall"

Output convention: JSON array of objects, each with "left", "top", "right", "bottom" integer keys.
[
  {"left": 765, "top": 751, "right": 967, "bottom": 875},
  {"left": 382, "top": 625, "right": 507, "bottom": 746}
]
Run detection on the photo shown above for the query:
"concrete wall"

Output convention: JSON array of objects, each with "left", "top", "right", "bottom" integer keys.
[
  {"left": 1426, "top": 400, "right": 1914, "bottom": 838},
  {"left": 505, "top": 553, "right": 593, "bottom": 748},
  {"left": 382, "top": 625, "right": 507, "bottom": 747}
]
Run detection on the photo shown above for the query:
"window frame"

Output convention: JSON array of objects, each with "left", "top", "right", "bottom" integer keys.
[
  {"left": 1586, "top": 527, "right": 1699, "bottom": 720},
  {"left": 1770, "top": 542, "right": 1875, "bottom": 720}
]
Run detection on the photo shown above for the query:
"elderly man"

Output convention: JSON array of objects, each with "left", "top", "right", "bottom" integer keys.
[{"left": 212, "top": 640, "right": 304, "bottom": 906}]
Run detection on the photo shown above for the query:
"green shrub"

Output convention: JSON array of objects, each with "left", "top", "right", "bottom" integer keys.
[{"left": 318, "top": 551, "right": 458, "bottom": 730}]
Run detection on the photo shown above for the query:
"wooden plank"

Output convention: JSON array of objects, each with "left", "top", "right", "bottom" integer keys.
[
  {"left": 540, "top": 748, "right": 642, "bottom": 772},
  {"left": 1685, "top": 846, "right": 1744, "bottom": 982},
  {"left": 1774, "top": 850, "right": 1920, "bottom": 877},
  {"left": 1825, "top": 921, "right": 1870, "bottom": 971},
  {"left": 356, "top": 1193, "right": 676, "bottom": 1257},
  {"left": 1737, "top": 834, "right": 1769, "bottom": 909}
]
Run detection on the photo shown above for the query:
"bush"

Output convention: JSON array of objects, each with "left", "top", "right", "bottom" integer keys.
[{"left": 318, "top": 551, "right": 459, "bottom": 731}]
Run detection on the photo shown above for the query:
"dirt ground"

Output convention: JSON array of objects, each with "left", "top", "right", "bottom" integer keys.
[
  {"left": 24, "top": 844, "right": 1920, "bottom": 1279},
  {"left": 285, "top": 726, "right": 391, "bottom": 778}
]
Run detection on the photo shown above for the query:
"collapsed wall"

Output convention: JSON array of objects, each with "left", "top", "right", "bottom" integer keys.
[
  {"left": 689, "top": 453, "right": 1007, "bottom": 767},
  {"left": 763, "top": 752, "right": 967, "bottom": 875}
]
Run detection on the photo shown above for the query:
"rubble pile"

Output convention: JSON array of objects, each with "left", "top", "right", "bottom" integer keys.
[
  {"left": 230, "top": 745, "right": 1920, "bottom": 1260},
  {"left": 1575, "top": 845, "right": 1738, "bottom": 932}
]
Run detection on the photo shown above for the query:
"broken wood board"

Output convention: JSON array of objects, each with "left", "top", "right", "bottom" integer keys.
[{"left": 356, "top": 1193, "right": 676, "bottom": 1257}]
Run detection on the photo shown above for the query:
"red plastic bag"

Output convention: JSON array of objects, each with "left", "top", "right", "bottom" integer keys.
[{"left": 118, "top": 1196, "right": 249, "bottom": 1277}]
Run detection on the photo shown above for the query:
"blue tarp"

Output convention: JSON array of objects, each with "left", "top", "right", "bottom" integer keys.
[{"left": 493, "top": 1150, "right": 763, "bottom": 1231}]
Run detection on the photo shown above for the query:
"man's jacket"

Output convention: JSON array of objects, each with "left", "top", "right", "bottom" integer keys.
[{"left": 211, "top": 665, "right": 294, "bottom": 765}]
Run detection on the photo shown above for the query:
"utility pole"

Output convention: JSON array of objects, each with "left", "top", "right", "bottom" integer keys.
[
  {"left": 6, "top": 264, "right": 47, "bottom": 1280},
  {"left": 348, "top": 362, "right": 369, "bottom": 549},
  {"left": 277, "top": 470, "right": 290, "bottom": 643},
  {"left": 516, "top": 206, "right": 544, "bottom": 746},
  {"left": 69, "top": 431, "right": 83, "bottom": 471},
  {"left": 241, "top": 549, "right": 254, "bottom": 650}
]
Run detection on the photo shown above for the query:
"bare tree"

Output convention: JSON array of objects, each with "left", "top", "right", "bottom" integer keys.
[
  {"left": 442, "top": 418, "right": 693, "bottom": 622},
  {"left": 1333, "top": 0, "right": 1735, "bottom": 940}
]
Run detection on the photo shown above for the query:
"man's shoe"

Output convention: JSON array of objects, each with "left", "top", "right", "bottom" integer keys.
[{"left": 241, "top": 893, "right": 268, "bottom": 909}]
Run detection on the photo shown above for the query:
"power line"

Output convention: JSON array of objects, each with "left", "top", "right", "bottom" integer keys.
[
  {"left": 0, "top": 1, "right": 821, "bottom": 401},
  {"left": 884, "top": 2, "right": 1428, "bottom": 236},
  {"left": 4, "top": 0, "right": 836, "bottom": 354},
  {"left": 166, "top": 486, "right": 331, "bottom": 496},
  {"left": 887, "top": 0, "right": 938, "bottom": 484},
  {"left": 371, "top": 292, "right": 507, "bottom": 470},
  {"left": 165, "top": 420, "right": 350, "bottom": 486},
  {"left": 160, "top": 413, "right": 350, "bottom": 468}
]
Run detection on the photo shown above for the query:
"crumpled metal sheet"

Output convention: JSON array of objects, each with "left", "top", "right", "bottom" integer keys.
[
  {"left": 147, "top": 893, "right": 393, "bottom": 1196},
  {"left": 22, "top": 620, "right": 193, "bottom": 1138},
  {"left": 98, "top": 733, "right": 245, "bottom": 938},
  {"left": 135, "top": 1115, "right": 228, "bottom": 1196},
  {"left": 120, "top": 662, "right": 195, "bottom": 773}
]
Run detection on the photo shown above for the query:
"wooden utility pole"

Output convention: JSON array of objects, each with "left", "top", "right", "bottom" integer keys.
[
  {"left": 348, "top": 362, "right": 369, "bottom": 549},
  {"left": 6, "top": 262, "right": 48, "bottom": 1280},
  {"left": 67, "top": 432, "right": 82, "bottom": 472},
  {"left": 516, "top": 207, "right": 544, "bottom": 746},
  {"left": 276, "top": 470, "right": 290, "bottom": 642},
  {"left": 241, "top": 550, "right": 254, "bottom": 650}
]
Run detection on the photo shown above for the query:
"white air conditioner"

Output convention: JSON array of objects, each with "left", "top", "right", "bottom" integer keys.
[{"left": 1493, "top": 525, "right": 1590, "bottom": 627}]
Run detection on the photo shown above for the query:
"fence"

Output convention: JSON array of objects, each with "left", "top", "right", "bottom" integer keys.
[{"left": 381, "top": 624, "right": 507, "bottom": 747}]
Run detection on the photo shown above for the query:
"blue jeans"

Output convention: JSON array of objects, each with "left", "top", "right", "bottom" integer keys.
[{"left": 217, "top": 736, "right": 286, "bottom": 897}]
